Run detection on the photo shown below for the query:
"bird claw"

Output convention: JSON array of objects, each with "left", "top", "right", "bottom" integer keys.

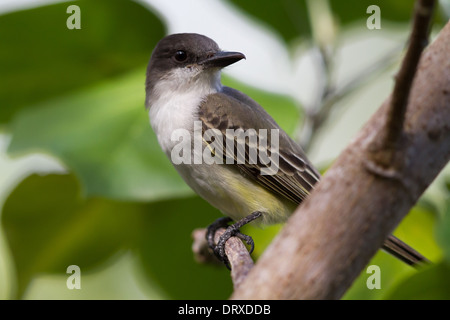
[{"left": 205, "top": 212, "right": 262, "bottom": 269}]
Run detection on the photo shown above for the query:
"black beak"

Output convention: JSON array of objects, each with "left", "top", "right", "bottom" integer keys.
[{"left": 199, "top": 51, "right": 245, "bottom": 69}]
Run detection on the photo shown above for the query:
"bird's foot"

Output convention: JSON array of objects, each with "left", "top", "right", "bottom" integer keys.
[{"left": 205, "top": 211, "right": 262, "bottom": 269}]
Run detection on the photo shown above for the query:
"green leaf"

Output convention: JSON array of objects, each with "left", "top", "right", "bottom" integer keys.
[
  {"left": 227, "top": 0, "right": 311, "bottom": 43},
  {"left": 343, "top": 250, "right": 416, "bottom": 300},
  {"left": 435, "top": 199, "right": 450, "bottom": 263},
  {"left": 392, "top": 204, "right": 442, "bottom": 262},
  {"left": 344, "top": 203, "right": 441, "bottom": 300},
  {"left": 1, "top": 173, "right": 144, "bottom": 297},
  {"left": 8, "top": 70, "right": 191, "bottom": 201},
  {"left": 2, "top": 173, "right": 237, "bottom": 299},
  {"left": 385, "top": 262, "right": 450, "bottom": 299},
  {"left": 329, "top": 0, "right": 445, "bottom": 30},
  {"left": 226, "top": 0, "right": 445, "bottom": 46},
  {"left": 226, "top": 0, "right": 413, "bottom": 45},
  {"left": 136, "top": 196, "right": 233, "bottom": 299},
  {"left": 0, "top": 0, "right": 165, "bottom": 125},
  {"left": 329, "top": 0, "right": 415, "bottom": 27}
]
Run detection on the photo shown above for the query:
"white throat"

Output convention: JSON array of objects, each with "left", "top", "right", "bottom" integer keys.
[{"left": 147, "top": 67, "right": 222, "bottom": 155}]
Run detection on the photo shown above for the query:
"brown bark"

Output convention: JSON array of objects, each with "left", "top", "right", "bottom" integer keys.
[{"left": 192, "top": 228, "right": 254, "bottom": 289}]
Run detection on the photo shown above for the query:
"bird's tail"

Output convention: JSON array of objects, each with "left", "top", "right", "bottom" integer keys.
[{"left": 382, "top": 234, "right": 430, "bottom": 267}]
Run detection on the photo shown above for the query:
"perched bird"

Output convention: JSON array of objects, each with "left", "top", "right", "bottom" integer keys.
[{"left": 145, "top": 33, "right": 427, "bottom": 267}]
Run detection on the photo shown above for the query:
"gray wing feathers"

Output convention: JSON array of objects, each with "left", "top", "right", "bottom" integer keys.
[{"left": 198, "top": 87, "right": 320, "bottom": 205}]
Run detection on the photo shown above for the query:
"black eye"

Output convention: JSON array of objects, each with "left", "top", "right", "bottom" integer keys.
[{"left": 174, "top": 50, "right": 187, "bottom": 62}]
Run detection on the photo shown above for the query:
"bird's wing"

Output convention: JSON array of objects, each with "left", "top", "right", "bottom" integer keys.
[{"left": 197, "top": 86, "right": 321, "bottom": 205}]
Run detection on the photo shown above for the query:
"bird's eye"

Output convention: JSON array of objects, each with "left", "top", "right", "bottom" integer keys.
[{"left": 174, "top": 50, "right": 187, "bottom": 62}]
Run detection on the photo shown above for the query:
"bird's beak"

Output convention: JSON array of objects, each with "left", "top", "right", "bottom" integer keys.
[{"left": 199, "top": 51, "right": 245, "bottom": 69}]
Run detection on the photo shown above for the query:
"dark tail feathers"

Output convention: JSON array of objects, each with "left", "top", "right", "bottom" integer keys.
[{"left": 382, "top": 234, "right": 430, "bottom": 267}]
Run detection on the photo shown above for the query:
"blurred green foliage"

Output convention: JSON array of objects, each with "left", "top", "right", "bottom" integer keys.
[
  {"left": 0, "top": 0, "right": 164, "bottom": 125},
  {"left": 8, "top": 70, "right": 191, "bottom": 201},
  {"left": 228, "top": 0, "right": 418, "bottom": 43},
  {"left": 2, "top": 173, "right": 234, "bottom": 299},
  {"left": 0, "top": 0, "right": 449, "bottom": 300},
  {"left": 3, "top": 173, "right": 142, "bottom": 296}
]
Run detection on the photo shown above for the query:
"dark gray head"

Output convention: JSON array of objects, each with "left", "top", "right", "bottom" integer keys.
[{"left": 145, "top": 33, "right": 245, "bottom": 108}]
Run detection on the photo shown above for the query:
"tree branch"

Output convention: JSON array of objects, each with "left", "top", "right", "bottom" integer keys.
[
  {"left": 368, "top": 0, "right": 436, "bottom": 169},
  {"left": 192, "top": 228, "right": 253, "bottom": 289},
  {"left": 231, "top": 19, "right": 450, "bottom": 300}
]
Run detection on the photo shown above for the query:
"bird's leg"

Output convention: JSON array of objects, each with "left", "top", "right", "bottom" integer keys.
[
  {"left": 206, "top": 216, "right": 233, "bottom": 250},
  {"left": 206, "top": 211, "right": 262, "bottom": 269}
]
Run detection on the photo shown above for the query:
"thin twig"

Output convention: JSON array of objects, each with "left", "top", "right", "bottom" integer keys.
[
  {"left": 191, "top": 228, "right": 253, "bottom": 289},
  {"left": 369, "top": 0, "right": 436, "bottom": 168},
  {"left": 297, "top": 38, "right": 404, "bottom": 151}
]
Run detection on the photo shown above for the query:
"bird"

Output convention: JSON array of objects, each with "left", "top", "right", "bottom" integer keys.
[{"left": 145, "top": 33, "right": 428, "bottom": 268}]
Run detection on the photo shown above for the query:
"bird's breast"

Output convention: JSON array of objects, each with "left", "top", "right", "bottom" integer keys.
[{"left": 149, "top": 92, "right": 204, "bottom": 156}]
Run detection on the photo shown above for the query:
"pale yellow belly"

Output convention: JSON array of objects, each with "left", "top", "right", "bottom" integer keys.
[{"left": 175, "top": 162, "right": 296, "bottom": 225}]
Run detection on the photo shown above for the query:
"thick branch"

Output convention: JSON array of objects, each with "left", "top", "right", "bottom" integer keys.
[{"left": 231, "top": 20, "right": 450, "bottom": 300}]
